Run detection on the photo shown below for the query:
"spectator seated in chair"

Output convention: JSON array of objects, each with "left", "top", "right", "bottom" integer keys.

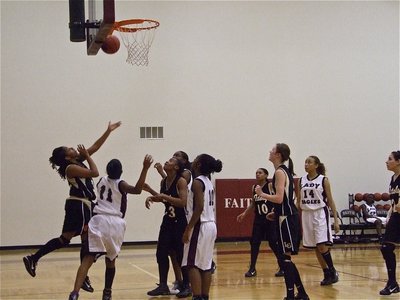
[{"left": 360, "top": 194, "right": 387, "bottom": 242}]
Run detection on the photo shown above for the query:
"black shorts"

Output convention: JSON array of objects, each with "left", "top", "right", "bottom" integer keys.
[
  {"left": 251, "top": 218, "right": 278, "bottom": 244},
  {"left": 157, "top": 218, "right": 187, "bottom": 264},
  {"left": 277, "top": 214, "right": 301, "bottom": 255},
  {"left": 383, "top": 212, "right": 400, "bottom": 244},
  {"left": 62, "top": 199, "right": 92, "bottom": 235}
]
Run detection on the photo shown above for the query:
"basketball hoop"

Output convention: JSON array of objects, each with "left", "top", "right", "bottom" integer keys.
[{"left": 113, "top": 19, "right": 160, "bottom": 66}]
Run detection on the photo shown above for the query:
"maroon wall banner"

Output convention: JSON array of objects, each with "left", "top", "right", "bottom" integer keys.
[
  {"left": 215, "top": 178, "right": 300, "bottom": 239},
  {"left": 216, "top": 179, "right": 255, "bottom": 239}
]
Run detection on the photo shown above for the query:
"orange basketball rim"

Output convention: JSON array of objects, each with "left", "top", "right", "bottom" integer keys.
[{"left": 112, "top": 19, "right": 160, "bottom": 66}]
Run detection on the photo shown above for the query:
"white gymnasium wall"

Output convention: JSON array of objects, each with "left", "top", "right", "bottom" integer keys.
[{"left": 1, "top": 1, "right": 398, "bottom": 247}]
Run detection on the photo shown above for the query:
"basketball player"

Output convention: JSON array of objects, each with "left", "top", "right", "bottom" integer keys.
[
  {"left": 255, "top": 143, "right": 309, "bottom": 300},
  {"left": 379, "top": 150, "right": 400, "bottom": 296},
  {"left": 296, "top": 156, "right": 340, "bottom": 286},
  {"left": 182, "top": 153, "right": 223, "bottom": 300},
  {"left": 23, "top": 121, "right": 121, "bottom": 293},
  {"left": 154, "top": 151, "right": 192, "bottom": 298},
  {"left": 237, "top": 168, "right": 284, "bottom": 278},
  {"left": 145, "top": 157, "right": 189, "bottom": 297},
  {"left": 360, "top": 194, "right": 387, "bottom": 242},
  {"left": 68, "top": 155, "right": 153, "bottom": 300}
]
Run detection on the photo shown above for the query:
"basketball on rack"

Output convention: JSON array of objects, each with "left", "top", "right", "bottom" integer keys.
[
  {"left": 381, "top": 193, "right": 390, "bottom": 201},
  {"left": 373, "top": 192, "right": 382, "bottom": 201},
  {"left": 383, "top": 204, "right": 391, "bottom": 211},
  {"left": 101, "top": 35, "right": 120, "bottom": 54},
  {"left": 354, "top": 193, "right": 363, "bottom": 201}
]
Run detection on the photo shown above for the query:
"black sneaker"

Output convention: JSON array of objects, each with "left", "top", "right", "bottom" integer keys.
[
  {"left": 330, "top": 269, "right": 339, "bottom": 284},
  {"left": 379, "top": 282, "right": 400, "bottom": 295},
  {"left": 102, "top": 288, "right": 112, "bottom": 300},
  {"left": 23, "top": 255, "right": 36, "bottom": 277},
  {"left": 68, "top": 292, "right": 79, "bottom": 300},
  {"left": 244, "top": 268, "right": 257, "bottom": 277},
  {"left": 81, "top": 276, "right": 94, "bottom": 293},
  {"left": 294, "top": 293, "right": 310, "bottom": 300},
  {"left": 147, "top": 284, "right": 170, "bottom": 296},
  {"left": 275, "top": 268, "right": 284, "bottom": 277},
  {"left": 176, "top": 284, "right": 192, "bottom": 298},
  {"left": 320, "top": 269, "right": 331, "bottom": 286}
]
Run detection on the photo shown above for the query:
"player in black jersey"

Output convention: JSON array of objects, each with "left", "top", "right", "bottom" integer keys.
[
  {"left": 154, "top": 150, "right": 193, "bottom": 298},
  {"left": 22, "top": 121, "right": 121, "bottom": 294},
  {"left": 379, "top": 150, "right": 400, "bottom": 296},
  {"left": 145, "top": 157, "right": 189, "bottom": 297},
  {"left": 237, "top": 168, "right": 284, "bottom": 277},
  {"left": 255, "top": 143, "right": 308, "bottom": 300}
]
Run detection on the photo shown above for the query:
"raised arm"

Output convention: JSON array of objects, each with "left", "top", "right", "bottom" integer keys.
[
  {"left": 86, "top": 121, "right": 121, "bottom": 156},
  {"left": 66, "top": 144, "right": 99, "bottom": 179},
  {"left": 120, "top": 155, "right": 154, "bottom": 195}
]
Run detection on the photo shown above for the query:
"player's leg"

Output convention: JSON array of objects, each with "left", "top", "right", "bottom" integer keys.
[
  {"left": 379, "top": 213, "right": 400, "bottom": 295},
  {"left": 23, "top": 232, "right": 74, "bottom": 277},
  {"left": 69, "top": 254, "right": 96, "bottom": 300},
  {"left": 148, "top": 224, "right": 171, "bottom": 296},
  {"left": 200, "top": 269, "right": 212, "bottom": 300},
  {"left": 102, "top": 257, "right": 116, "bottom": 300},
  {"left": 246, "top": 221, "right": 262, "bottom": 277}
]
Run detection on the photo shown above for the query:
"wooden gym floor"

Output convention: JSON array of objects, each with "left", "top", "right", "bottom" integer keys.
[{"left": 1, "top": 241, "right": 399, "bottom": 299}]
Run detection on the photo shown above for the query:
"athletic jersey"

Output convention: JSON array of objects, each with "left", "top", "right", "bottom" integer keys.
[
  {"left": 362, "top": 203, "right": 377, "bottom": 220},
  {"left": 66, "top": 161, "right": 96, "bottom": 201},
  {"left": 272, "top": 164, "right": 297, "bottom": 216},
  {"left": 299, "top": 174, "right": 327, "bottom": 211},
  {"left": 161, "top": 175, "right": 186, "bottom": 224},
  {"left": 186, "top": 175, "right": 215, "bottom": 223},
  {"left": 94, "top": 176, "right": 127, "bottom": 218},
  {"left": 389, "top": 174, "right": 400, "bottom": 208},
  {"left": 252, "top": 183, "right": 273, "bottom": 221}
]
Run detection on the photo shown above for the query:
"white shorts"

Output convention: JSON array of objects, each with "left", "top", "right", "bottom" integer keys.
[
  {"left": 366, "top": 216, "right": 387, "bottom": 225},
  {"left": 88, "top": 214, "right": 126, "bottom": 261},
  {"left": 301, "top": 208, "right": 332, "bottom": 248},
  {"left": 182, "top": 221, "right": 216, "bottom": 271}
]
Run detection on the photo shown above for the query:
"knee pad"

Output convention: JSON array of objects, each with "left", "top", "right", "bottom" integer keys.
[{"left": 60, "top": 235, "right": 71, "bottom": 246}]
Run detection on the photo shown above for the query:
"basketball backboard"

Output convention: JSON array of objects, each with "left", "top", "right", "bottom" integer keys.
[{"left": 69, "top": 0, "right": 115, "bottom": 55}]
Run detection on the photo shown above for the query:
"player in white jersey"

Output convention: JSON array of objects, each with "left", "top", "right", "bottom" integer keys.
[
  {"left": 182, "top": 154, "right": 223, "bottom": 300},
  {"left": 360, "top": 193, "right": 387, "bottom": 241},
  {"left": 68, "top": 155, "right": 153, "bottom": 300},
  {"left": 297, "top": 156, "right": 340, "bottom": 287}
]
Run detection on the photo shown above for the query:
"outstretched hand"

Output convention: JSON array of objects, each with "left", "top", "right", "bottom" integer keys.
[
  {"left": 143, "top": 155, "right": 154, "bottom": 169},
  {"left": 107, "top": 121, "right": 122, "bottom": 132}
]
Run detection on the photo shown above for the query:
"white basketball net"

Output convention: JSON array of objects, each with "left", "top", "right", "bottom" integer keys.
[{"left": 114, "top": 20, "right": 159, "bottom": 66}]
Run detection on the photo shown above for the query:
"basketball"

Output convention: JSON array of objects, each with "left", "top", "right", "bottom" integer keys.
[
  {"left": 363, "top": 193, "right": 370, "bottom": 201},
  {"left": 373, "top": 192, "right": 382, "bottom": 201},
  {"left": 354, "top": 193, "right": 363, "bottom": 201},
  {"left": 376, "top": 204, "right": 383, "bottom": 210},
  {"left": 383, "top": 204, "right": 391, "bottom": 211},
  {"left": 352, "top": 205, "right": 360, "bottom": 212},
  {"left": 381, "top": 193, "right": 390, "bottom": 201},
  {"left": 354, "top": 193, "right": 364, "bottom": 202},
  {"left": 101, "top": 35, "right": 120, "bottom": 54}
]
